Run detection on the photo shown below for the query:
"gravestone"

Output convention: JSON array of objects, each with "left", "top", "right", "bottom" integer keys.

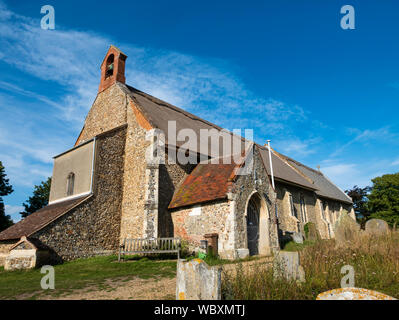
[
  {"left": 292, "top": 232, "right": 304, "bottom": 244},
  {"left": 365, "top": 219, "right": 390, "bottom": 236},
  {"left": 176, "top": 259, "right": 222, "bottom": 300},
  {"left": 334, "top": 212, "right": 361, "bottom": 245},
  {"left": 304, "top": 222, "right": 320, "bottom": 241},
  {"left": 317, "top": 288, "right": 396, "bottom": 300},
  {"left": 273, "top": 251, "right": 305, "bottom": 283}
]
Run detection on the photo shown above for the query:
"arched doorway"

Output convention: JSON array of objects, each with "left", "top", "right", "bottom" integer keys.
[
  {"left": 247, "top": 197, "right": 260, "bottom": 255},
  {"left": 246, "top": 192, "right": 271, "bottom": 256}
]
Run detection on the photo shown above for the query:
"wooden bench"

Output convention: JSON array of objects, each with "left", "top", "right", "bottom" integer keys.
[{"left": 118, "top": 237, "right": 181, "bottom": 262}]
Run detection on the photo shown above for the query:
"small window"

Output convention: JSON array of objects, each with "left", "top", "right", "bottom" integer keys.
[
  {"left": 320, "top": 201, "right": 327, "bottom": 220},
  {"left": 300, "top": 195, "right": 307, "bottom": 223},
  {"left": 105, "top": 54, "right": 114, "bottom": 78},
  {"left": 67, "top": 172, "right": 75, "bottom": 196},
  {"left": 289, "top": 194, "right": 297, "bottom": 218}
]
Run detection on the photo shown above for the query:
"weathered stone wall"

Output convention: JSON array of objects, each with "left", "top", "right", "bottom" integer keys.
[
  {"left": 0, "top": 240, "right": 17, "bottom": 254},
  {"left": 171, "top": 147, "right": 279, "bottom": 260},
  {"left": 275, "top": 183, "right": 318, "bottom": 235},
  {"left": 0, "top": 240, "right": 17, "bottom": 266},
  {"left": 31, "top": 126, "right": 126, "bottom": 261},
  {"left": 73, "top": 82, "right": 152, "bottom": 242},
  {"left": 159, "top": 153, "right": 196, "bottom": 238},
  {"left": 119, "top": 97, "right": 151, "bottom": 240},
  {"left": 231, "top": 147, "right": 279, "bottom": 255},
  {"left": 77, "top": 83, "right": 128, "bottom": 144},
  {"left": 171, "top": 200, "right": 232, "bottom": 257}
]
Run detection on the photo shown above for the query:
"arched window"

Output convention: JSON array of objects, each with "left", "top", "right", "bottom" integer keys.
[
  {"left": 67, "top": 172, "right": 75, "bottom": 196},
  {"left": 300, "top": 195, "right": 307, "bottom": 223},
  {"left": 105, "top": 54, "right": 114, "bottom": 78}
]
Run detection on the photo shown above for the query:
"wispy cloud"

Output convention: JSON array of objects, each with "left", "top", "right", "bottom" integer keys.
[
  {"left": 329, "top": 126, "right": 399, "bottom": 158},
  {"left": 0, "top": 0, "right": 319, "bottom": 193},
  {"left": 5, "top": 204, "right": 24, "bottom": 223}
]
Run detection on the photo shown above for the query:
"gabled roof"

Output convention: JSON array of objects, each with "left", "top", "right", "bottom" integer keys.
[
  {"left": 276, "top": 153, "right": 353, "bottom": 204},
  {"left": 125, "top": 85, "right": 247, "bottom": 158},
  {"left": 122, "top": 83, "right": 350, "bottom": 204},
  {"left": 0, "top": 195, "right": 90, "bottom": 241},
  {"left": 168, "top": 152, "right": 248, "bottom": 209}
]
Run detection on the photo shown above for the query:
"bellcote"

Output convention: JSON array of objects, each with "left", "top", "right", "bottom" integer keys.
[{"left": 98, "top": 45, "right": 127, "bottom": 93}]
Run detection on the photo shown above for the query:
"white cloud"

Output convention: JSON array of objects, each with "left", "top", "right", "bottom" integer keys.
[
  {"left": 330, "top": 126, "right": 398, "bottom": 158},
  {"left": 5, "top": 204, "right": 24, "bottom": 223},
  {"left": 274, "top": 137, "right": 320, "bottom": 158}
]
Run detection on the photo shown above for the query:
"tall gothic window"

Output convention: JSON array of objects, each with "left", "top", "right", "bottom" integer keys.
[
  {"left": 67, "top": 172, "right": 75, "bottom": 196},
  {"left": 300, "top": 195, "right": 307, "bottom": 223},
  {"left": 289, "top": 194, "right": 297, "bottom": 218},
  {"left": 320, "top": 201, "right": 327, "bottom": 220}
]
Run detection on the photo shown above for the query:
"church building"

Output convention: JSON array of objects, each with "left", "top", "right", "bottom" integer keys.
[{"left": 0, "top": 46, "right": 354, "bottom": 264}]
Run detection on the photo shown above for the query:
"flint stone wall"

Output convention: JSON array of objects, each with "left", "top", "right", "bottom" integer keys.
[
  {"left": 171, "top": 200, "right": 233, "bottom": 258},
  {"left": 232, "top": 147, "right": 279, "bottom": 255},
  {"left": 275, "top": 184, "right": 317, "bottom": 235},
  {"left": 31, "top": 126, "right": 127, "bottom": 262}
]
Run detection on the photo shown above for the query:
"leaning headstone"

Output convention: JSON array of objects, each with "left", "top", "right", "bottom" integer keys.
[
  {"left": 273, "top": 251, "right": 305, "bottom": 283},
  {"left": 317, "top": 288, "right": 396, "bottom": 300},
  {"left": 334, "top": 212, "right": 361, "bottom": 244},
  {"left": 304, "top": 222, "right": 320, "bottom": 241},
  {"left": 292, "top": 232, "right": 304, "bottom": 244},
  {"left": 176, "top": 259, "right": 222, "bottom": 300},
  {"left": 365, "top": 219, "right": 390, "bottom": 236}
]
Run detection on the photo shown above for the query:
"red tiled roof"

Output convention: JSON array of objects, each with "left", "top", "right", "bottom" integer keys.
[
  {"left": 168, "top": 160, "right": 238, "bottom": 209},
  {"left": 0, "top": 195, "right": 91, "bottom": 241}
]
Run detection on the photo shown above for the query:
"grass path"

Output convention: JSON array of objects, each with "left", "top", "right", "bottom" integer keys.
[{"left": 0, "top": 255, "right": 177, "bottom": 300}]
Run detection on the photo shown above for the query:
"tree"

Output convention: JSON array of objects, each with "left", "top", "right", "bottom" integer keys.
[
  {"left": 0, "top": 161, "right": 14, "bottom": 231},
  {"left": 20, "top": 177, "right": 51, "bottom": 218},
  {"left": 345, "top": 185, "right": 371, "bottom": 225},
  {"left": 367, "top": 173, "right": 399, "bottom": 227}
]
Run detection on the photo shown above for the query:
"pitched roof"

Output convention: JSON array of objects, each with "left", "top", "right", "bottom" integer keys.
[
  {"left": 0, "top": 195, "right": 90, "bottom": 241},
  {"left": 168, "top": 161, "right": 237, "bottom": 209},
  {"left": 258, "top": 145, "right": 316, "bottom": 190},
  {"left": 125, "top": 84, "right": 247, "bottom": 158},
  {"left": 123, "top": 83, "right": 350, "bottom": 204},
  {"left": 277, "top": 153, "right": 353, "bottom": 204},
  {"left": 168, "top": 150, "right": 251, "bottom": 209}
]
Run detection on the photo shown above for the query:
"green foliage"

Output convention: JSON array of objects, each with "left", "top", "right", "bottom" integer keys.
[
  {"left": 0, "top": 161, "right": 13, "bottom": 231},
  {"left": 304, "top": 222, "right": 310, "bottom": 238},
  {"left": 345, "top": 185, "right": 371, "bottom": 225},
  {"left": 0, "top": 255, "right": 176, "bottom": 299},
  {"left": 282, "top": 240, "right": 315, "bottom": 252},
  {"left": 367, "top": 173, "right": 399, "bottom": 227},
  {"left": 20, "top": 177, "right": 51, "bottom": 218}
]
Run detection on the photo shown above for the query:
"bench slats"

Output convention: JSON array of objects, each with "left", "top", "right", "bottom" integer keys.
[{"left": 118, "top": 237, "right": 181, "bottom": 262}]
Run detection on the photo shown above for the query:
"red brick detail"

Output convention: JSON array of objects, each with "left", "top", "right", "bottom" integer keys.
[
  {"left": 98, "top": 46, "right": 127, "bottom": 93},
  {"left": 130, "top": 101, "right": 153, "bottom": 130}
]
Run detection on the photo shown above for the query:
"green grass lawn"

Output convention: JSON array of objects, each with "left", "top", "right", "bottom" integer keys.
[{"left": 0, "top": 255, "right": 176, "bottom": 299}]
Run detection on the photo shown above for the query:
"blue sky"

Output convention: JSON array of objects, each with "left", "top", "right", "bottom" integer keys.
[{"left": 0, "top": 0, "right": 398, "bottom": 222}]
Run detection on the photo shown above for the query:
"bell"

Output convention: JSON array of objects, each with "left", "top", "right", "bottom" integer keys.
[{"left": 107, "top": 63, "right": 114, "bottom": 70}]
